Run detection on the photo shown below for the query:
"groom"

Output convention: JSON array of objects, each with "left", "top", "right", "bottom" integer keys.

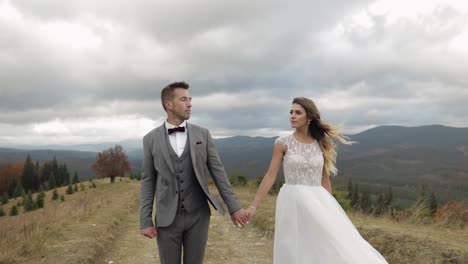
[{"left": 139, "top": 81, "right": 249, "bottom": 264}]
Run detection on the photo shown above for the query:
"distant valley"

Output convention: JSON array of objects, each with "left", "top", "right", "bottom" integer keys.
[{"left": 1, "top": 125, "right": 467, "bottom": 205}]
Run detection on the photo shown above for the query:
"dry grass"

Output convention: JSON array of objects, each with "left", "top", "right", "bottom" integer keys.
[
  {"left": 0, "top": 178, "right": 140, "bottom": 264},
  {"left": 231, "top": 185, "right": 468, "bottom": 264},
  {"left": 1, "top": 181, "right": 466, "bottom": 264}
]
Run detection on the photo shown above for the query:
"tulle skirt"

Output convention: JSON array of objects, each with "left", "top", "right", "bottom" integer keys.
[{"left": 273, "top": 184, "right": 388, "bottom": 264}]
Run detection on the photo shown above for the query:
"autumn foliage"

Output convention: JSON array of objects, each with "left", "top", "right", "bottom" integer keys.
[
  {"left": 434, "top": 201, "right": 468, "bottom": 228},
  {"left": 0, "top": 162, "right": 23, "bottom": 195},
  {"left": 91, "top": 145, "right": 131, "bottom": 183}
]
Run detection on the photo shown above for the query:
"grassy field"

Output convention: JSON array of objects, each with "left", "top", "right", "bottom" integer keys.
[
  {"left": 0, "top": 180, "right": 467, "bottom": 264},
  {"left": 233, "top": 185, "right": 468, "bottom": 264},
  {"left": 0, "top": 178, "right": 140, "bottom": 264}
]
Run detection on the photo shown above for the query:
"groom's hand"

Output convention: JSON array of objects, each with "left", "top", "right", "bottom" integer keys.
[
  {"left": 231, "top": 208, "right": 250, "bottom": 227},
  {"left": 140, "top": 226, "right": 157, "bottom": 238}
]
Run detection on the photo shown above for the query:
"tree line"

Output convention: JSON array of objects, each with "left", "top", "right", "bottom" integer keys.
[{"left": 0, "top": 155, "right": 81, "bottom": 199}]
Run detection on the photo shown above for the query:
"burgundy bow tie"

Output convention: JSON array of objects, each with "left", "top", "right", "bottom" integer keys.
[{"left": 168, "top": 126, "right": 185, "bottom": 135}]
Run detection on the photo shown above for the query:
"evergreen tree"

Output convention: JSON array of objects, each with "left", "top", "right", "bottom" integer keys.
[
  {"left": 13, "top": 184, "right": 22, "bottom": 198},
  {"left": 0, "top": 207, "right": 5, "bottom": 217},
  {"left": 1, "top": 193, "right": 9, "bottom": 205},
  {"left": 350, "top": 184, "right": 360, "bottom": 209},
  {"left": 23, "top": 191, "right": 36, "bottom": 212},
  {"left": 60, "top": 195, "right": 65, "bottom": 202},
  {"left": 66, "top": 184, "right": 73, "bottom": 195},
  {"left": 360, "top": 189, "right": 372, "bottom": 213},
  {"left": 21, "top": 154, "right": 39, "bottom": 191},
  {"left": 8, "top": 178, "right": 18, "bottom": 197},
  {"left": 374, "top": 193, "right": 385, "bottom": 216},
  {"left": 73, "top": 184, "right": 78, "bottom": 192},
  {"left": 20, "top": 190, "right": 26, "bottom": 204},
  {"left": 52, "top": 188, "right": 59, "bottom": 200},
  {"left": 10, "top": 205, "right": 18, "bottom": 216},
  {"left": 63, "top": 164, "right": 71, "bottom": 185},
  {"left": 35, "top": 161, "right": 41, "bottom": 185},
  {"left": 72, "top": 172, "right": 79, "bottom": 184},
  {"left": 49, "top": 172, "right": 57, "bottom": 189},
  {"left": 51, "top": 157, "right": 59, "bottom": 186},
  {"left": 409, "top": 186, "right": 433, "bottom": 223},
  {"left": 36, "top": 190, "right": 45, "bottom": 208},
  {"left": 40, "top": 161, "right": 52, "bottom": 185}
]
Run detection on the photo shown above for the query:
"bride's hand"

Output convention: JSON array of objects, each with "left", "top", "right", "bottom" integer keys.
[{"left": 246, "top": 205, "right": 257, "bottom": 220}]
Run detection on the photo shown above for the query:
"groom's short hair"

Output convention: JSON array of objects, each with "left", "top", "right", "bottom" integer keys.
[{"left": 161, "top": 81, "right": 190, "bottom": 111}]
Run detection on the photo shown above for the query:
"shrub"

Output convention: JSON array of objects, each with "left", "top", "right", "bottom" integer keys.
[
  {"left": 229, "top": 174, "right": 248, "bottom": 187},
  {"left": 10, "top": 205, "right": 18, "bottom": 216},
  {"left": 23, "top": 191, "right": 37, "bottom": 212},
  {"left": 52, "top": 188, "right": 59, "bottom": 200},
  {"left": 66, "top": 184, "right": 73, "bottom": 194},
  {"left": 434, "top": 201, "right": 468, "bottom": 228},
  {"left": 36, "top": 190, "right": 45, "bottom": 208},
  {"left": 1, "top": 193, "right": 9, "bottom": 205}
]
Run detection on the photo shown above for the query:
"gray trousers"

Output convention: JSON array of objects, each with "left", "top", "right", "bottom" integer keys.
[{"left": 156, "top": 204, "right": 211, "bottom": 264}]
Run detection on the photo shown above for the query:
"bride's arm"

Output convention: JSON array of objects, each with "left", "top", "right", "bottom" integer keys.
[
  {"left": 247, "top": 143, "right": 286, "bottom": 216},
  {"left": 321, "top": 169, "right": 332, "bottom": 194}
]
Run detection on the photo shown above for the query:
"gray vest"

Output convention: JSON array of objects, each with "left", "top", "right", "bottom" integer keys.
[{"left": 167, "top": 137, "right": 207, "bottom": 213}]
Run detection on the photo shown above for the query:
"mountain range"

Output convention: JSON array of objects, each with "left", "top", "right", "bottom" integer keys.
[{"left": 1, "top": 125, "right": 467, "bottom": 206}]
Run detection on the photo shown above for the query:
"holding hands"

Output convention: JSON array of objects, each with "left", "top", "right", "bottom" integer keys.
[
  {"left": 230, "top": 205, "right": 257, "bottom": 228},
  {"left": 231, "top": 208, "right": 250, "bottom": 227}
]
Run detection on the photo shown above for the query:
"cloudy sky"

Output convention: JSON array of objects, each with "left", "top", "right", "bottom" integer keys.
[{"left": 1, "top": 0, "right": 467, "bottom": 146}]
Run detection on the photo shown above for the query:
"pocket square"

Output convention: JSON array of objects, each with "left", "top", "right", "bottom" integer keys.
[{"left": 196, "top": 141, "right": 203, "bottom": 145}]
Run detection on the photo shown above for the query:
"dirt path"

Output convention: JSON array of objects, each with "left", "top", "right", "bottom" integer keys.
[{"left": 100, "top": 208, "right": 273, "bottom": 264}]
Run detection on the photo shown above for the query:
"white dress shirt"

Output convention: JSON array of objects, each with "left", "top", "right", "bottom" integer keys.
[{"left": 165, "top": 120, "right": 187, "bottom": 158}]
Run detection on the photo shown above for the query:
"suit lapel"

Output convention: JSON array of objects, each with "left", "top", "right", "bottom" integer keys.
[
  {"left": 156, "top": 124, "right": 175, "bottom": 175},
  {"left": 187, "top": 123, "right": 197, "bottom": 167}
]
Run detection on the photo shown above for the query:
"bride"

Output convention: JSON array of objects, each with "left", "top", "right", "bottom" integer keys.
[{"left": 246, "top": 97, "right": 388, "bottom": 263}]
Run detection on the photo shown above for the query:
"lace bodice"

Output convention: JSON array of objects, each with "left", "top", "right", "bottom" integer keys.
[{"left": 276, "top": 134, "right": 324, "bottom": 186}]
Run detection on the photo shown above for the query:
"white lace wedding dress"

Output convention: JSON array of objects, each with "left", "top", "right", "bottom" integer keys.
[{"left": 273, "top": 134, "right": 388, "bottom": 264}]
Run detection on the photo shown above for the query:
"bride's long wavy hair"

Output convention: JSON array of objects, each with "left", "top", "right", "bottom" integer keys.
[{"left": 292, "top": 97, "right": 352, "bottom": 176}]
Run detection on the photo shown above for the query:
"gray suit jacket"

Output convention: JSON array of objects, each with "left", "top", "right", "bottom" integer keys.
[{"left": 139, "top": 123, "right": 241, "bottom": 229}]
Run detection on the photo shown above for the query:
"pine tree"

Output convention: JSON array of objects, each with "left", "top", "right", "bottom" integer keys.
[
  {"left": 23, "top": 191, "right": 36, "bottom": 212},
  {"left": 36, "top": 190, "right": 45, "bottom": 208},
  {"left": 66, "top": 184, "right": 73, "bottom": 195},
  {"left": 21, "top": 154, "right": 38, "bottom": 191},
  {"left": 360, "top": 189, "right": 372, "bottom": 213},
  {"left": 0, "top": 207, "right": 5, "bottom": 217},
  {"left": 60, "top": 195, "right": 65, "bottom": 202},
  {"left": 10, "top": 205, "right": 18, "bottom": 216},
  {"left": 374, "top": 193, "right": 385, "bottom": 216},
  {"left": 8, "top": 178, "right": 18, "bottom": 197},
  {"left": 1, "top": 193, "right": 9, "bottom": 205},
  {"left": 52, "top": 188, "right": 59, "bottom": 200},
  {"left": 35, "top": 161, "right": 41, "bottom": 186},
  {"left": 72, "top": 171, "right": 79, "bottom": 184},
  {"left": 13, "top": 184, "right": 22, "bottom": 198},
  {"left": 49, "top": 172, "right": 57, "bottom": 189},
  {"left": 73, "top": 184, "right": 78, "bottom": 192},
  {"left": 409, "top": 186, "right": 432, "bottom": 223},
  {"left": 51, "top": 157, "right": 59, "bottom": 186}
]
